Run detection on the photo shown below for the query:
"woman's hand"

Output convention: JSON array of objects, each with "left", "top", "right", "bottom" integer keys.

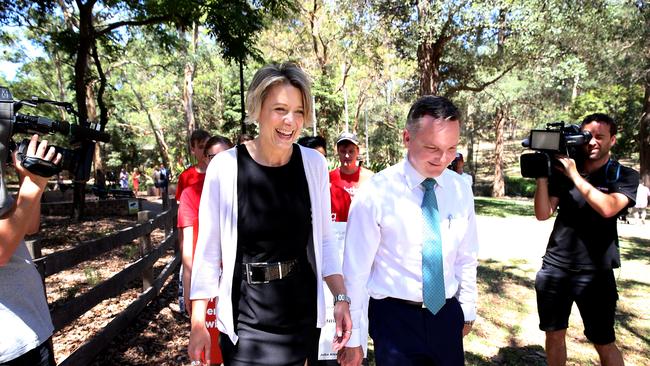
[
  {"left": 188, "top": 299, "right": 211, "bottom": 365},
  {"left": 188, "top": 322, "right": 211, "bottom": 365}
]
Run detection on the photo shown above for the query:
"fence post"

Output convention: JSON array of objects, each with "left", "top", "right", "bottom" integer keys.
[
  {"left": 26, "top": 237, "right": 42, "bottom": 260},
  {"left": 166, "top": 199, "right": 176, "bottom": 240},
  {"left": 138, "top": 210, "right": 154, "bottom": 291}
]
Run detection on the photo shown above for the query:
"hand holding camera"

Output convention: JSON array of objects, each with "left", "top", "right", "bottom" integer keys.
[{"left": 13, "top": 134, "right": 62, "bottom": 189}]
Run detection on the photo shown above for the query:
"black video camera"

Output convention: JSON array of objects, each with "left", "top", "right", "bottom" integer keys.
[
  {"left": 519, "top": 122, "right": 591, "bottom": 178},
  {"left": 0, "top": 86, "right": 110, "bottom": 215}
]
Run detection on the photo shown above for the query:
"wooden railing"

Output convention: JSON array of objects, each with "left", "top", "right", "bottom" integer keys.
[{"left": 29, "top": 202, "right": 179, "bottom": 365}]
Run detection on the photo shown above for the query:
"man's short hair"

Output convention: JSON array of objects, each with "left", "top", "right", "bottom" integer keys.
[
  {"left": 405, "top": 95, "right": 460, "bottom": 134},
  {"left": 297, "top": 136, "right": 327, "bottom": 151},
  {"left": 581, "top": 113, "right": 616, "bottom": 136},
  {"left": 205, "top": 135, "right": 233, "bottom": 154},
  {"left": 190, "top": 129, "right": 210, "bottom": 147}
]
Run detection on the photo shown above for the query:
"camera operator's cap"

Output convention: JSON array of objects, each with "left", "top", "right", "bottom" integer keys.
[{"left": 337, "top": 132, "right": 359, "bottom": 146}]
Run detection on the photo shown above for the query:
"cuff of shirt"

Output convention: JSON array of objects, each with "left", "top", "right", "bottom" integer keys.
[
  {"left": 460, "top": 302, "right": 476, "bottom": 321},
  {"left": 346, "top": 327, "right": 362, "bottom": 348}
]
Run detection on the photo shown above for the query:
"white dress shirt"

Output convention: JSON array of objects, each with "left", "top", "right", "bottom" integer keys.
[
  {"left": 190, "top": 145, "right": 340, "bottom": 345},
  {"left": 342, "top": 158, "right": 479, "bottom": 347}
]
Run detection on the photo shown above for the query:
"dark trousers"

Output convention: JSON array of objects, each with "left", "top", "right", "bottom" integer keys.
[
  {"left": 369, "top": 297, "right": 464, "bottom": 366},
  {"left": 0, "top": 339, "right": 56, "bottom": 366}
]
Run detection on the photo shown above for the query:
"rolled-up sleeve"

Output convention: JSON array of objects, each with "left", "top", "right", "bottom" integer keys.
[{"left": 190, "top": 157, "right": 223, "bottom": 300}]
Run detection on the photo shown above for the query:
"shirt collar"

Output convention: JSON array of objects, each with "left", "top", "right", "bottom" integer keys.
[{"left": 402, "top": 157, "right": 452, "bottom": 190}]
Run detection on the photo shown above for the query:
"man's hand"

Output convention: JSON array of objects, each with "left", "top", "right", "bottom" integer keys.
[
  {"left": 554, "top": 154, "right": 579, "bottom": 181},
  {"left": 332, "top": 301, "right": 352, "bottom": 351},
  {"left": 463, "top": 322, "right": 473, "bottom": 337},
  {"left": 337, "top": 346, "right": 363, "bottom": 366}
]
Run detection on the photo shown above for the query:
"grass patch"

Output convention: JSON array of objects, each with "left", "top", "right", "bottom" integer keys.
[
  {"left": 505, "top": 176, "right": 537, "bottom": 198},
  {"left": 474, "top": 197, "right": 536, "bottom": 217}
]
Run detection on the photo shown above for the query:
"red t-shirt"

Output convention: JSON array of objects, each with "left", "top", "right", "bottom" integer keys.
[
  {"left": 175, "top": 166, "right": 205, "bottom": 201},
  {"left": 330, "top": 185, "right": 351, "bottom": 222},
  {"left": 330, "top": 167, "right": 361, "bottom": 198},
  {"left": 178, "top": 181, "right": 204, "bottom": 229},
  {"left": 177, "top": 181, "right": 222, "bottom": 363}
]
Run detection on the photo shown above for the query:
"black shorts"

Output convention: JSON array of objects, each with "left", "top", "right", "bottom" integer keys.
[{"left": 535, "top": 262, "right": 618, "bottom": 344}]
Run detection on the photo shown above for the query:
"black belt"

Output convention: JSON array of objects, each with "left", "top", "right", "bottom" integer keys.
[
  {"left": 387, "top": 297, "right": 425, "bottom": 307},
  {"left": 384, "top": 297, "right": 455, "bottom": 308},
  {"left": 242, "top": 259, "right": 298, "bottom": 284}
]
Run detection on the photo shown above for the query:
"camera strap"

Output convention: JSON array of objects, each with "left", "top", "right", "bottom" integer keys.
[
  {"left": 605, "top": 159, "right": 621, "bottom": 184},
  {"left": 20, "top": 155, "right": 62, "bottom": 177}
]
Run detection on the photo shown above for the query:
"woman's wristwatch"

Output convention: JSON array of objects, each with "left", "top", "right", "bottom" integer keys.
[
  {"left": 333, "top": 294, "right": 351, "bottom": 305},
  {"left": 464, "top": 320, "right": 475, "bottom": 326}
]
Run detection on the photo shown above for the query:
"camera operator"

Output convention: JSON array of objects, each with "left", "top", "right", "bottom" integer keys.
[
  {"left": 0, "top": 134, "right": 61, "bottom": 366},
  {"left": 533, "top": 113, "right": 638, "bottom": 366}
]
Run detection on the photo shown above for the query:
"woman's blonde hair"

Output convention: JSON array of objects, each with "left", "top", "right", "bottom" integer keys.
[{"left": 245, "top": 62, "right": 314, "bottom": 127}]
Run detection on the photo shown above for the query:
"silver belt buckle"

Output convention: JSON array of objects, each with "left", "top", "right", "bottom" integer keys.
[{"left": 245, "top": 262, "right": 271, "bottom": 284}]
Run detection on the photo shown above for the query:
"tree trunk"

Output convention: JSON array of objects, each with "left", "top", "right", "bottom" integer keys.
[
  {"left": 492, "top": 107, "right": 506, "bottom": 197},
  {"left": 640, "top": 77, "right": 650, "bottom": 186},
  {"left": 52, "top": 50, "right": 68, "bottom": 120},
  {"left": 183, "top": 22, "right": 199, "bottom": 143},
  {"left": 74, "top": 1, "right": 94, "bottom": 126},
  {"left": 130, "top": 83, "right": 172, "bottom": 168},
  {"left": 416, "top": 1, "right": 444, "bottom": 96}
]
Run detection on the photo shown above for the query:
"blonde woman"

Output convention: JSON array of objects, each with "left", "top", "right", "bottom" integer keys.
[{"left": 188, "top": 63, "right": 351, "bottom": 366}]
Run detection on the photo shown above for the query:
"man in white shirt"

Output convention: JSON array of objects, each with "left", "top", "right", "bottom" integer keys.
[{"left": 336, "top": 96, "right": 478, "bottom": 366}]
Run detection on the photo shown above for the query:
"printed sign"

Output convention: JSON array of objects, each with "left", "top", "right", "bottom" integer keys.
[
  {"left": 127, "top": 199, "right": 139, "bottom": 214},
  {"left": 318, "top": 221, "right": 368, "bottom": 360}
]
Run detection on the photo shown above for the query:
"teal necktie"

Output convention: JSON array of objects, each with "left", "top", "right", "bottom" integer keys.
[{"left": 421, "top": 178, "right": 445, "bottom": 314}]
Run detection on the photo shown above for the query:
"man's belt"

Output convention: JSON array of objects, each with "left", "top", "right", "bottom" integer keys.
[{"left": 242, "top": 259, "right": 298, "bottom": 284}]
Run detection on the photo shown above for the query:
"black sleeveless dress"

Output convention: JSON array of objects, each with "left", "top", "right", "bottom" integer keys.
[{"left": 220, "top": 144, "right": 319, "bottom": 366}]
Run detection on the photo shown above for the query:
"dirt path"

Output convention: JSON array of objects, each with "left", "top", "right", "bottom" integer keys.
[{"left": 87, "top": 213, "right": 649, "bottom": 365}]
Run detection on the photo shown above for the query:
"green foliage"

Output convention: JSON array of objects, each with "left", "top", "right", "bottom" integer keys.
[
  {"left": 83, "top": 267, "right": 103, "bottom": 286},
  {"left": 474, "top": 197, "right": 535, "bottom": 217},
  {"left": 571, "top": 85, "right": 644, "bottom": 157},
  {"left": 504, "top": 176, "right": 536, "bottom": 198}
]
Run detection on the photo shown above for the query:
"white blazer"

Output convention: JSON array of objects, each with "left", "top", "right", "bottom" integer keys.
[{"left": 190, "top": 144, "right": 340, "bottom": 344}]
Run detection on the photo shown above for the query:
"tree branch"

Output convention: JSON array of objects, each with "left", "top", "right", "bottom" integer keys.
[
  {"left": 97, "top": 15, "right": 175, "bottom": 35},
  {"left": 446, "top": 62, "right": 518, "bottom": 95}
]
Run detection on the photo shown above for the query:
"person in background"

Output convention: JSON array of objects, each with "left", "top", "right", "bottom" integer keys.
[
  {"left": 188, "top": 63, "right": 351, "bottom": 366},
  {"left": 236, "top": 133, "right": 254, "bottom": 145},
  {"left": 448, "top": 152, "right": 473, "bottom": 187},
  {"left": 1, "top": 135, "right": 61, "bottom": 366},
  {"left": 176, "top": 129, "right": 211, "bottom": 202},
  {"left": 179, "top": 135, "right": 234, "bottom": 366},
  {"left": 175, "top": 129, "right": 210, "bottom": 313},
  {"left": 631, "top": 180, "right": 649, "bottom": 224},
  {"left": 131, "top": 167, "right": 140, "bottom": 197},
  {"left": 119, "top": 168, "right": 129, "bottom": 190},
  {"left": 329, "top": 132, "right": 373, "bottom": 201},
  {"left": 159, "top": 163, "right": 170, "bottom": 199},
  {"left": 338, "top": 96, "right": 478, "bottom": 366},
  {"left": 297, "top": 136, "right": 351, "bottom": 222},
  {"left": 533, "top": 113, "right": 637, "bottom": 366}
]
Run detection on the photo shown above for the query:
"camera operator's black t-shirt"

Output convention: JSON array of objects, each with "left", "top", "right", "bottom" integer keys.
[{"left": 545, "top": 159, "right": 638, "bottom": 270}]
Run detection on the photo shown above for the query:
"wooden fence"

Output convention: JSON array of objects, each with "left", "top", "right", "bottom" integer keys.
[{"left": 28, "top": 201, "right": 179, "bottom": 366}]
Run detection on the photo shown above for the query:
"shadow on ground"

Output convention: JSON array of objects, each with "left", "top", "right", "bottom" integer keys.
[
  {"left": 477, "top": 259, "right": 535, "bottom": 295},
  {"left": 620, "top": 236, "right": 650, "bottom": 264},
  {"left": 467, "top": 344, "right": 546, "bottom": 365}
]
